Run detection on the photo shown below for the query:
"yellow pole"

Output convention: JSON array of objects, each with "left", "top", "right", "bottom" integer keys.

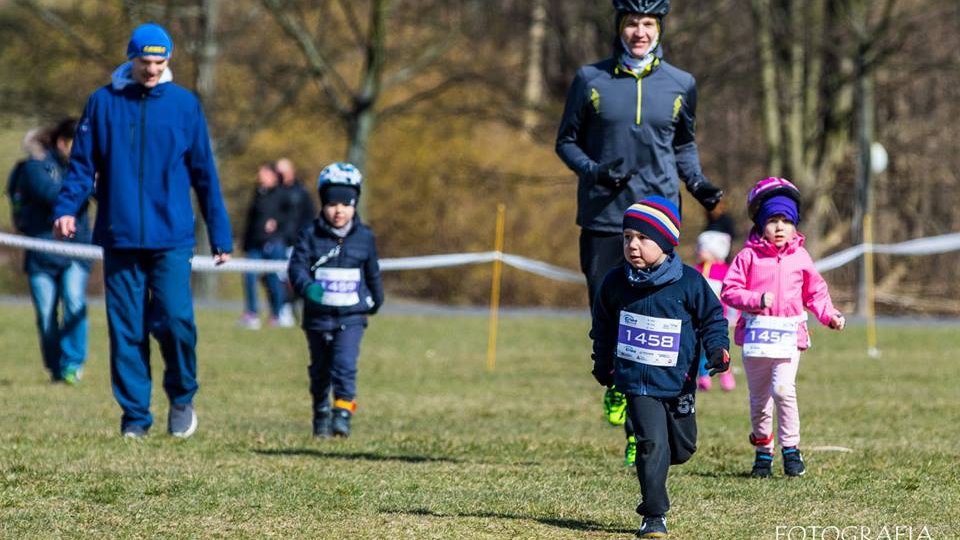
[
  {"left": 864, "top": 212, "right": 880, "bottom": 358},
  {"left": 487, "top": 204, "right": 506, "bottom": 371}
]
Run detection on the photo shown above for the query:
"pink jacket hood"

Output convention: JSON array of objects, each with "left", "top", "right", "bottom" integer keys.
[{"left": 721, "top": 230, "right": 840, "bottom": 350}]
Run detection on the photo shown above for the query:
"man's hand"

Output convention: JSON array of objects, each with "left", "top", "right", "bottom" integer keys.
[
  {"left": 53, "top": 216, "right": 77, "bottom": 240},
  {"left": 594, "top": 158, "right": 634, "bottom": 190},
  {"left": 213, "top": 251, "right": 231, "bottom": 266},
  {"left": 761, "top": 292, "right": 775, "bottom": 309},
  {"left": 691, "top": 180, "right": 724, "bottom": 210},
  {"left": 264, "top": 219, "right": 277, "bottom": 234},
  {"left": 705, "top": 349, "right": 730, "bottom": 376}
]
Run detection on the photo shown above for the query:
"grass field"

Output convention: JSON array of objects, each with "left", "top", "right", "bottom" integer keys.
[{"left": 1, "top": 305, "right": 958, "bottom": 539}]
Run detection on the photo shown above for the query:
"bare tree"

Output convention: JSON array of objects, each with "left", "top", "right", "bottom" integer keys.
[{"left": 748, "top": 0, "right": 898, "bottom": 256}]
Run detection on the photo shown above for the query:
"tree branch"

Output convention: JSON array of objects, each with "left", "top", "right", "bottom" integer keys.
[
  {"left": 259, "top": 0, "right": 353, "bottom": 118},
  {"left": 383, "top": 32, "right": 457, "bottom": 89},
  {"left": 13, "top": 0, "right": 115, "bottom": 73},
  {"left": 215, "top": 72, "right": 310, "bottom": 157},
  {"left": 336, "top": 0, "right": 367, "bottom": 49},
  {"left": 378, "top": 72, "right": 485, "bottom": 120}
]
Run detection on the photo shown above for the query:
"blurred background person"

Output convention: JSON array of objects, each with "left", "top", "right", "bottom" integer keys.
[
  {"left": 704, "top": 199, "right": 738, "bottom": 263},
  {"left": 276, "top": 157, "right": 316, "bottom": 326},
  {"left": 13, "top": 118, "right": 92, "bottom": 384},
  {"left": 694, "top": 230, "right": 735, "bottom": 391},
  {"left": 239, "top": 162, "right": 290, "bottom": 329}
]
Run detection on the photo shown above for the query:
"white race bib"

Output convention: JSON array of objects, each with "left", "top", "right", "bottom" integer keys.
[
  {"left": 616, "top": 311, "right": 682, "bottom": 367},
  {"left": 742, "top": 314, "right": 805, "bottom": 358},
  {"left": 313, "top": 267, "right": 361, "bottom": 307}
]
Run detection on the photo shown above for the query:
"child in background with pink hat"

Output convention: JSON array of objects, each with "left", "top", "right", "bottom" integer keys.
[
  {"left": 721, "top": 177, "right": 845, "bottom": 478},
  {"left": 694, "top": 230, "right": 736, "bottom": 392}
]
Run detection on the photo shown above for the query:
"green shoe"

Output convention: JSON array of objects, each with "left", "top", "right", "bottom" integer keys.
[
  {"left": 63, "top": 367, "right": 83, "bottom": 386},
  {"left": 624, "top": 435, "right": 637, "bottom": 467},
  {"left": 603, "top": 387, "right": 627, "bottom": 426}
]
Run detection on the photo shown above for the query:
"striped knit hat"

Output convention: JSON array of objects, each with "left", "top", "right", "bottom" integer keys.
[{"left": 623, "top": 196, "right": 681, "bottom": 252}]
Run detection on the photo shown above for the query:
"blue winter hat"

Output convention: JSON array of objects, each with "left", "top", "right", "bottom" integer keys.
[
  {"left": 127, "top": 23, "right": 173, "bottom": 59},
  {"left": 755, "top": 195, "right": 800, "bottom": 227}
]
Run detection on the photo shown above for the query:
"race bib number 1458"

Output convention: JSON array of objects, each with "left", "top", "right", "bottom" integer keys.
[{"left": 617, "top": 311, "right": 682, "bottom": 367}]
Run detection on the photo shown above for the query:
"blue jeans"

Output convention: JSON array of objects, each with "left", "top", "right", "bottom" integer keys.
[
  {"left": 27, "top": 261, "right": 89, "bottom": 380},
  {"left": 103, "top": 248, "right": 198, "bottom": 431},
  {"left": 242, "top": 242, "right": 286, "bottom": 317},
  {"left": 306, "top": 324, "right": 365, "bottom": 412}
]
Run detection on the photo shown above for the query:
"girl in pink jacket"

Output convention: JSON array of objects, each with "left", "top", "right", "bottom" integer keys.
[{"left": 721, "top": 177, "right": 845, "bottom": 478}]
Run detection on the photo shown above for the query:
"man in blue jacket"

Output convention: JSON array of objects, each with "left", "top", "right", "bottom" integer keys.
[{"left": 53, "top": 23, "right": 233, "bottom": 438}]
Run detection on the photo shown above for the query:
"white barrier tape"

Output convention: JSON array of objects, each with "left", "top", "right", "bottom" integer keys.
[
  {"left": 814, "top": 231, "right": 960, "bottom": 272},
  {"left": 501, "top": 254, "right": 584, "bottom": 283},
  {"left": 0, "top": 232, "right": 584, "bottom": 282},
  {"left": 6, "top": 230, "right": 958, "bottom": 281}
]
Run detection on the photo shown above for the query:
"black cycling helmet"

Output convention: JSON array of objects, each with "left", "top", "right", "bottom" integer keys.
[{"left": 612, "top": 0, "right": 670, "bottom": 16}]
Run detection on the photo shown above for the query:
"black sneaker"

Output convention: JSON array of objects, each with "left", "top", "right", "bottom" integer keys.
[
  {"left": 751, "top": 451, "right": 774, "bottom": 478},
  {"left": 331, "top": 407, "right": 352, "bottom": 437},
  {"left": 782, "top": 447, "right": 806, "bottom": 476},
  {"left": 636, "top": 515, "right": 668, "bottom": 538},
  {"left": 313, "top": 407, "right": 332, "bottom": 438},
  {"left": 168, "top": 403, "right": 198, "bottom": 438}
]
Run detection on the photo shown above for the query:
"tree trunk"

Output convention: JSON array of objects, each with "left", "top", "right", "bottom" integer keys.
[
  {"left": 522, "top": 0, "right": 547, "bottom": 133},
  {"left": 749, "top": 0, "right": 783, "bottom": 174},
  {"left": 192, "top": 0, "right": 221, "bottom": 301},
  {"left": 346, "top": 0, "right": 388, "bottom": 218}
]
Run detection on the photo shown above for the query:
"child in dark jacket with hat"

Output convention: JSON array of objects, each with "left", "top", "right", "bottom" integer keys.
[
  {"left": 288, "top": 162, "right": 384, "bottom": 438},
  {"left": 590, "top": 196, "right": 729, "bottom": 538}
]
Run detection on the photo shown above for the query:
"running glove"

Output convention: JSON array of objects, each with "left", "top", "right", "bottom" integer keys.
[
  {"left": 592, "top": 361, "right": 614, "bottom": 387},
  {"left": 691, "top": 179, "right": 724, "bottom": 210},
  {"left": 594, "top": 158, "right": 633, "bottom": 190},
  {"left": 705, "top": 348, "right": 730, "bottom": 376}
]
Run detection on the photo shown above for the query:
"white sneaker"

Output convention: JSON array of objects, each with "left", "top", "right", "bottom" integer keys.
[
  {"left": 277, "top": 304, "right": 296, "bottom": 328},
  {"left": 237, "top": 312, "right": 261, "bottom": 330}
]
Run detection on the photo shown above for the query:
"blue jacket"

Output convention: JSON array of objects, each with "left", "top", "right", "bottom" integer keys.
[
  {"left": 591, "top": 259, "right": 729, "bottom": 398},
  {"left": 556, "top": 54, "right": 711, "bottom": 233},
  {"left": 19, "top": 148, "right": 92, "bottom": 274},
  {"left": 54, "top": 65, "right": 232, "bottom": 252},
  {"left": 287, "top": 217, "right": 384, "bottom": 331}
]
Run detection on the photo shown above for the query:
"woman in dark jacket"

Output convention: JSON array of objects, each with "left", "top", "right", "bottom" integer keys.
[
  {"left": 555, "top": 0, "right": 725, "bottom": 475},
  {"left": 17, "top": 119, "right": 92, "bottom": 383},
  {"left": 238, "top": 162, "right": 289, "bottom": 329}
]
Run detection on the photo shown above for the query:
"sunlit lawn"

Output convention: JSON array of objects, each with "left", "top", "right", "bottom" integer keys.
[{"left": 1, "top": 304, "right": 957, "bottom": 539}]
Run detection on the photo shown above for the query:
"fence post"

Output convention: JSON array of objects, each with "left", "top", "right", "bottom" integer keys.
[
  {"left": 864, "top": 213, "right": 880, "bottom": 358},
  {"left": 486, "top": 204, "right": 506, "bottom": 371}
]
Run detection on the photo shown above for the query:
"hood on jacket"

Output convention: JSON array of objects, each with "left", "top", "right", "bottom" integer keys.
[
  {"left": 111, "top": 61, "right": 174, "bottom": 91},
  {"left": 744, "top": 229, "right": 806, "bottom": 257},
  {"left": 21, "top": 128, "right": 47, "bottom": 160}
]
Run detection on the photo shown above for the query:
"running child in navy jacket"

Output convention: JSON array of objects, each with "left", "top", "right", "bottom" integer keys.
[
  {"left": 590, "top": 196, "right": 729, "bottom": 538},
  {"left": 288, "top": 163, "right": 384, "bottom": 438}
]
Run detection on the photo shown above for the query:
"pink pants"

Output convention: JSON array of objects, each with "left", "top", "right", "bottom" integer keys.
[{"left": 742, "top": 351, "right": 801, "bottom": 453}]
